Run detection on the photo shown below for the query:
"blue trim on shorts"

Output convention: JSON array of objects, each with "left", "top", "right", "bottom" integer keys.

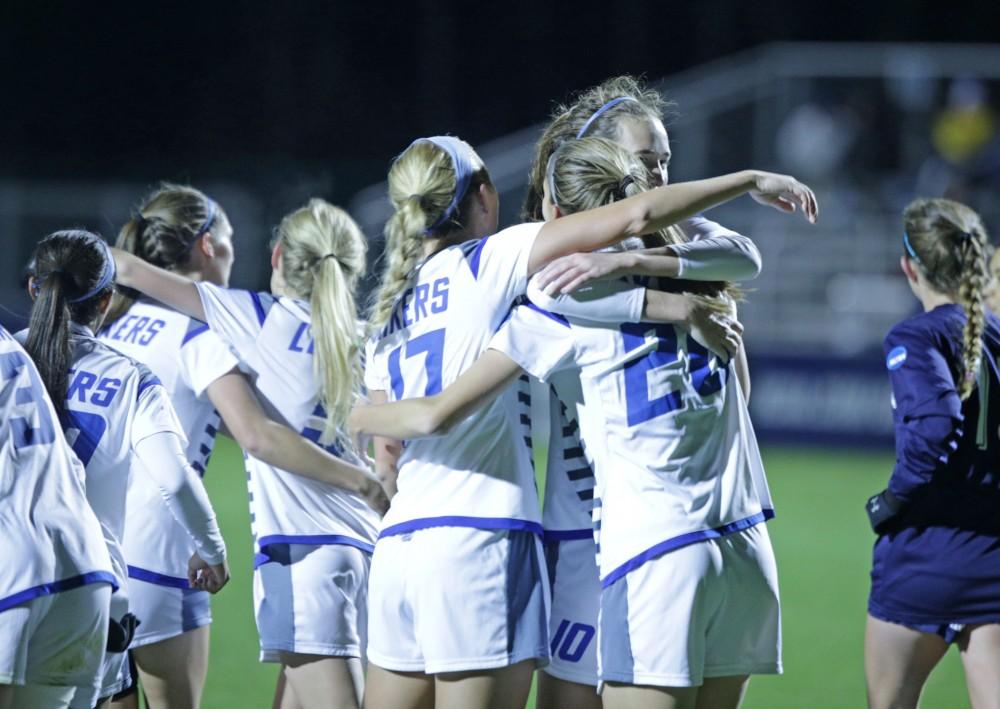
[
  {"left": 600, "top": 509, "right": 775, "bottom": 589},
  {"left": 542, "top": 529, "right": 593, "bottom": 543},
  {"left": 379, "top": 516, "right": 545, "bottom": 539},
  {"left": 254, "top": 534, "right": 375, "bottom": 569},
  {"left": 127, "top": 565, "right": 190, "bottom": 590},
  {"left": 0, "top": 571, "right": 118, "bottom": 613}
]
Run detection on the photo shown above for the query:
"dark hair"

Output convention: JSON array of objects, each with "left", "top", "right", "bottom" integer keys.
[
  {"left": 24, "top": 230, "right": 116, "bottom": 417},
  {"left": 105, "top": 183, "right": 223, "bottom": 326}
]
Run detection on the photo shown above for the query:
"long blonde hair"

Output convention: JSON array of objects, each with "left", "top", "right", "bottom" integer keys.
[
  {"left": 903, "top": 198, "right": 990, "bottom": 400},
  {"left": 106, "top": 183, "right": 225, "bottom": 325},
  {"left": 368, "top": 138, "right": 491, "bottom": 333},
  {"left": 524, "top": 75, "right": 671, "bottom": 222},
  {"left": 277, "top": 199, "right": 367, "bottom": 442}
]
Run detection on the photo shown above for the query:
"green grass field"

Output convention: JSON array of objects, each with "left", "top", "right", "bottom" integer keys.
[{"left": 192, "top": 440, "right": 971, "bottom": 708}]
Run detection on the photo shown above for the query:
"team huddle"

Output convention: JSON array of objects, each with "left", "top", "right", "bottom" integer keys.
[{"left": 1, "top": 75, "right": 997, "bottom": 709}]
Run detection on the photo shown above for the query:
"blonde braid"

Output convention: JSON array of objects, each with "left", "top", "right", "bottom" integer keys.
[
  {"left": 957, "top": 231, "right": 988, "bottom": 400},
  {"left": 903, "top": 198, "right": 991, "bottom": 401},
  {"left": 368, "top": 197, "right": 428, "bottom": 333},
  {"left": 369, "top": 139, "right": 490, "bottom": 333}
]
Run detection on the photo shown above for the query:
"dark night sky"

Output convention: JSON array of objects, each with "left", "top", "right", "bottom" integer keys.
[{"left": 2, "top": 1, "right": 999, "bottom": 202}]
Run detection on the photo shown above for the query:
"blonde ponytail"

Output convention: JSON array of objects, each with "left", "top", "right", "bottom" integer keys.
[
  {"left": 903, "top": 198, "right": 990, "bottom": 400},
  {"left": 277, "top": 199, "right": 367, "bottom": 443}
]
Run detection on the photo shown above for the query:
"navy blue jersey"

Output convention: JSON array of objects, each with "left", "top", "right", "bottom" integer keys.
[
  {"left": 870, "top": 303, "right": 1000, "bottom": 626},
  {"left": 883, "top": 303, "right": 1000, "bottom": 532}
]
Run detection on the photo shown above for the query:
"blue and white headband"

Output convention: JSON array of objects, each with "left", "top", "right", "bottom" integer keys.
[
  {"left": 576, "top": 96, "right": 638, "bottom": 139},
  {"left": 409, "top": 136, "right": 479, "bottom": 234}
]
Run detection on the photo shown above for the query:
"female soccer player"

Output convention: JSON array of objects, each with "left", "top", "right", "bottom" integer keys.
[
  {"left": 522, "top": 76, "right": 760, "bottom": 709},
  {"left": 0, "top": 325, "right": 115, "bottom": 709},
  {"left": 352, "top": 134, "right": 815, "bottom": 709},
  {"left": 864, "top": 198, "right": 1000, "bottom": 709},
  {"left": 108, "top": 199, "right": 387, "bottom": 709},
  {"left": 101, "top": 185, "right": 382, "bottom": 709},
  {"left": 358, "top": 133, "right": 814, "bottom": 709},
  {"left": 20, "top": 231, "right": 230, "bottom": 708}
]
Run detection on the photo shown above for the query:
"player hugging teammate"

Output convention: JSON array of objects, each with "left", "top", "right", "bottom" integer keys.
[{"left": 5, "top": 74, "right": 992, "bottom": 709}]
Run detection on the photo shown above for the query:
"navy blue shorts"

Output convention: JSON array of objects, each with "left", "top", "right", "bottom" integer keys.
[{"left": 869, "top": 525, "right": 1000, "bottom": 639}]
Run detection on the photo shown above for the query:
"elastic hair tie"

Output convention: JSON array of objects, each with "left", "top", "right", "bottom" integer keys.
[
  {"left": 576, "top": 96, "right": 639, "bottom": 139},
  {"left": 316, "top": 253, "right": 350, "bottom": 272},
  {"left": 616, "top": 175, "right": 636, "bottom": 200},
  {"left": 405, "top": 136, "right": 478, "bottom": 235}
]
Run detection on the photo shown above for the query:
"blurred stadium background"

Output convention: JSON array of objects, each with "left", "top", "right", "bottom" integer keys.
[{"left": 3, "top": 4, "right": 999, "bottom": 706}]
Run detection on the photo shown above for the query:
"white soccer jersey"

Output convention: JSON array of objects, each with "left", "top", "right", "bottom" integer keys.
[
  {"left": 16, "top": 324, "right": 207, "bottom": 590},
  {"left": 364, "top": 222, "right": 544, "bottom": 536},
  {"left": 490, "top": 301, "right": 774, "bottom": 588},
  {"left": 541, "top": 375, "right": 597, "bottom": 539},
  {"left": 195, "top": 282, "right": 380, "bottom": 563},
  {"left": 99, "top": 299, "right": 238, "bottom": 585},
  {"left": 0, "top": 327, "right": 114, "bottom": 612}
]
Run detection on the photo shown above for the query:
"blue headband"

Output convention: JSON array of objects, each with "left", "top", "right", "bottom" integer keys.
[
  {"left": 69, "top": 237, "right": 116, "bottom": 303},
  {"left": 177, "top": 197, "right": 219, "bottom": 256},
  {"left": 409, "top": 136, "right": 478, "bottom": 234},
  {"left": 902, "top": 230, "right": 922, "bottom": 265},
  {"left": 576, "top": 96, "right": 638, "bottom": 139}
]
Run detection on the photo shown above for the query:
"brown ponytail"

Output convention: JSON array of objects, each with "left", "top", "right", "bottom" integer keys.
[{"left": 25, "top": 231, "right": 116, "bottom": 417}]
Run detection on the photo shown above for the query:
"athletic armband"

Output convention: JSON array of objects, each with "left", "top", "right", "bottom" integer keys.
[
  {"left": 106, "top": 613, "right": 140, "bottom": 653},
  {"left": 866, "top": 489, "right": 904, "bottom": 534}
]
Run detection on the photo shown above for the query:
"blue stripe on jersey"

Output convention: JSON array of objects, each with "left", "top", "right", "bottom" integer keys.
[
  {"left": 181, "top": 319, "right": 210, "bottom": 346},
  {"left": 379, "top": 516, "right": 544, "bottom": 539},
  {"left": 542, "top": 528, "right": 593, "bottom": 543},
  {"left": 0, "top": 571, "right": 119, "bottom": 612},
  {"left": 248, "top": 291, "right": 275, "bottom": 325},
  {"left": 600, "top": 509, "right": 776, "bottom": 589},
  {"left": 127, "top": 565, "right": 190, "bottom": 590},
  {"left": 136, "top": 374, "right": 162, "bottom": 397},
  {"left": 253, "top": 534, "right": 375, "bottom": 568},
  {"left": 464, "top": 236, "right": 491, "bottom": 279},
  {"left": 524, "top": 300, "right": 570, "bottom": 327}
]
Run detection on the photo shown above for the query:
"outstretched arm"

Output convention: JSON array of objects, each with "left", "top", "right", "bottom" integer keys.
[
  {"left": 349, "top": 351, "right": 524, "bottom": 440},
  {"left": 112, "top": 249, "right": 206, "bottom": 321},
  {"left": 527, "top": 170, "right": 817, "bottom": 274},
  {"left": 207, "top": 372, "right": 388, "bottom": 514}
]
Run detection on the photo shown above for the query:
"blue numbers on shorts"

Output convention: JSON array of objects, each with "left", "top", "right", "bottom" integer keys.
[
  {"left": 620, "top": 323, "right": 682, "bottom": 427},
  {"left": 387, "top": 328, "right": 445, "bottom": 399},
  {"left": 0, "top": 351, "right": 56, "bottom": 448},
  {"left": 64, "top": 410, "right": 107, "bottom": 466},
  {"left": 550, "top": 619, "right": 596, "bottom": 663}
]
